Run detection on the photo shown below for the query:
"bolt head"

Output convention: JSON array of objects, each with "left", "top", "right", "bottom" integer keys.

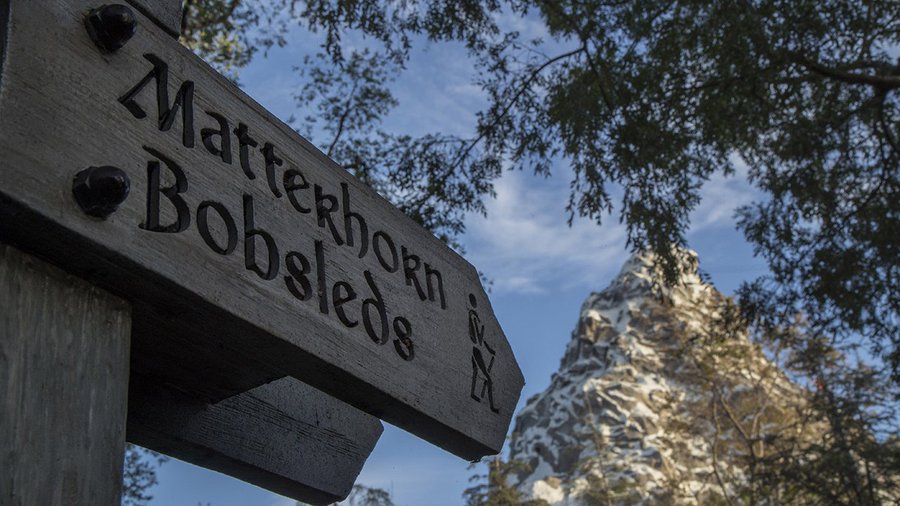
[
  {"left": 85, "top": 4, "right": 137, "bottom": 53},
  {"left": 73, "top": 166, "right": 131, "bottom": 219}
]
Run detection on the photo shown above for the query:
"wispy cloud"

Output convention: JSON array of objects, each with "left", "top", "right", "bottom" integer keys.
[
  {"left": 689, "top": 155, "right": 761, "bottom": 234},
  {"left": 464, "top": 153, "right": 764, "bottom": 295},
  {"left": 386, "top": 43, "right": 485, "bottom": 137},
  {"left": 464, "top": 170, "right": 628, "bottom": 294}
]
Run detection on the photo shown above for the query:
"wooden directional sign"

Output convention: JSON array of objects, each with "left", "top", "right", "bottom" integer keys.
[{"left": 0, "top": 0, "right": 524, "bottom": 460}]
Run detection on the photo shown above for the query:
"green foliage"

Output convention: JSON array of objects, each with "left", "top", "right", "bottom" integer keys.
[
  {"left": 181, "top": 0, "right": 291, "bottom": 79},
  {"left": 760, "top": 334, "right": 900, "bottom": 505},
  {"left": 121, "top": 444, "right": 167, "bottom": 506},
  {"left": 291, "top": 47, "right": 499, "bottom": 248},
  {"left": 291, "top": 0, "right": 502, "bottom": 65},
  {"left": 321, "top": 484, "right": 395, "bottom": 506},
  {"left": 679, "top": 298, "right": 900, "bottom": 505},
  {"left": 578, "top": 472, "right": 652, "bottom": 506},
  {"left": 463, "top": 457, "right": 549, "bottom": 506}
]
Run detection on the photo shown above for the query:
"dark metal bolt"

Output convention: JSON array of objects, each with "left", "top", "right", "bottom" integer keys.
[
  {"left": 73, "top": 166, "right": 131, "bottom": 219},
  {"left": 85, "top": 4, "right": 137, "bottom": 53}
]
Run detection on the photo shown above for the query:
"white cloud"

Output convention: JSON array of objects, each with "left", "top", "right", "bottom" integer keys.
[
  {"left": 464, "top": 170, "right": 629, "bottom": 294},
  {"left": 385, "top": 43, "right": 485, "bottom": 137},
  {"left": 464, "top": 153, "right": 764, "bottom": 295},
  {"left": 688, "top": 154, "right": 761, "bottom": 234}
]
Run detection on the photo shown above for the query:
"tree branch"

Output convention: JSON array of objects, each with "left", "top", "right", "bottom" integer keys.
[
  {"left": 404, "top": 46, "right": 583, "bottom": 210},
  {"left": 536, "top": 1, "right": 615, "bottom": 111},
  {"left": 711, "top": 401, "right": 737, "bottom": 506},
  {"left": 327, "top": 81, "right": 359, "bottom": 157},
  {"left": 453, "top": 47, "right": 583, "bottom": 170},
  {"left": 714, "top": 384, "right": 758, "bottom": 461},
  {"left": 794, "top": 55, "right": 900, "bottom": 90}
]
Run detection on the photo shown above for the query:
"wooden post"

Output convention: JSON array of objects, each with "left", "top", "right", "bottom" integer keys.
[{"left": 0, "top": 243, "right": 132, "bottom": 505}]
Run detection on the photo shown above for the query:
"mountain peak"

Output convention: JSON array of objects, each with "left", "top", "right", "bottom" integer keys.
[
  {"left": 575, "top": 248, "right": 711, "bottom": 351},
  {"left": 508, "top": 250, "right": 809, "bottom": 505},
  {"left": 616, "top": 247, "right": 700, "bottom": 281}
]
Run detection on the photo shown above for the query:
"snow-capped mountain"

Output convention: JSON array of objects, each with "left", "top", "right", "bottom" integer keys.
[{"left": 508, "top": 250, "right": 810, "bottom": 505}]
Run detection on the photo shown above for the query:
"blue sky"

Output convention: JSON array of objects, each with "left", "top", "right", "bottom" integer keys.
[{"left": 146, "top": 15, "right": 769, "bottom": 506}]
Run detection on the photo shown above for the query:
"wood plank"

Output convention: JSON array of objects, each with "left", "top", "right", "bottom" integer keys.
[
  {"left": 0, "top": 0, "right": 524, "bottom": 459},
  {"left": 129, "top": 301, "right": 287, "bottom": 403},
  {"left": 126, "top": 0, "right": 182, "bottom": 38},
  {"left": 127, "top": 376, "right": 383, "bottom": 505},
  {"left": 0, "top": 243, "right": 131, "bottom": 505}
]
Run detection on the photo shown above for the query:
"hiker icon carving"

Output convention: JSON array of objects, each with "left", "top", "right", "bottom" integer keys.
[{"left": 468, "top": 294, "right": 499, "bottom": 413}]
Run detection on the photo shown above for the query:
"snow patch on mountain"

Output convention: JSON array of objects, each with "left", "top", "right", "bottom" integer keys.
[{"left": 507, "top": 250, "right": 808, "bottom": 505}]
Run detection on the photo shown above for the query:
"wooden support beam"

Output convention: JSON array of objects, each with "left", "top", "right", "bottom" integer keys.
[
  {"left": 127, "top": 376, "right": 383, "bottom": 505},
  {"left": 0, "top": 243, "right": 132, "bottom": 505}
]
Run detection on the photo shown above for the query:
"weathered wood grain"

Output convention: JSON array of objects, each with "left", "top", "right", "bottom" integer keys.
[
  {"left": 0, "top": 0, "right": 524, "bottom": 459},
  {"left": 0, "top": 243, "right": 131, "bottom": 506},
  {"left": 126, "top": 0, "right": 182, "bottom": 37},
  {"left": 128, "top": 376, "right": 383, "bottom": 505}
]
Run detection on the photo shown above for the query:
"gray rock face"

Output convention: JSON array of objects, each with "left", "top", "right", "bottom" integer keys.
[{"left": 508, "top": 251, "right": 807, "bottom": 505}]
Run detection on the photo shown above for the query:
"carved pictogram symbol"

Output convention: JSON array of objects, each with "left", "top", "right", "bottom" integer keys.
[{"left": 468, "top": 294, "right": 499, "bottom": 413}]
